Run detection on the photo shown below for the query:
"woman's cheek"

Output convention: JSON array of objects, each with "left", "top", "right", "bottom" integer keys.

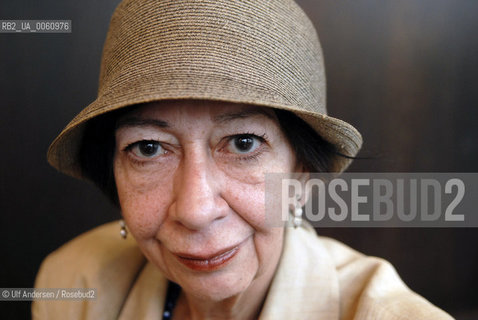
[
  {"left": 222, "top": 179, "right": 267, "bottom": 228},
  {"left": 215, "top": 160, "right": 265, "bottom": 185},
  {"left": 114, "top": 157, "right": 176, "bottom": 239},
  {"left": 115, "top": 152, "right": 178, "bottom": 187},
  {"left": 120, "top": 191, "right": 167, "bottom": 239},
  {"left": 215, "top": 153, "right": 289, "bottom": 185}
]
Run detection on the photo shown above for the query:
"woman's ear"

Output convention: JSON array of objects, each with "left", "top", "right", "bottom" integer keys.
[{"left": 293, "top": 162, "right": 310, "bottom": 207}]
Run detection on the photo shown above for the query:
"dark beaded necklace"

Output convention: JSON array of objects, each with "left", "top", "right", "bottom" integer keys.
[{"left": 162, "top": 282, "right": 181, "bottom": 320}]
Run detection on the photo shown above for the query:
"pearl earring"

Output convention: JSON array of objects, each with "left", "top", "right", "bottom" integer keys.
[
  {"left": 293, "top": 194, "right": 303, "bottom": 228},
  {"left": 293, "top": 206, "right": 303, "bottom": 228},
  {"left": 120, "top": 220, "right": 128, "bottom": 239}
]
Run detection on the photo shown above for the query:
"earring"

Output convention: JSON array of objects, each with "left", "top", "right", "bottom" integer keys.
[
  {"left": 119, "top": 220, "right": 128, "bottom": 239},
  {"left": 293, "top": 206, "right": 303, "bottom": 228},
  {"left": 292, "top": 194, "right": 303, "bottom": 228}
]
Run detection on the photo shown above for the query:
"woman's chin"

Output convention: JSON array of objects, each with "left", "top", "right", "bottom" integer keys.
[{"left": 181, "top": 274, "right": 254, "bottom": 302}]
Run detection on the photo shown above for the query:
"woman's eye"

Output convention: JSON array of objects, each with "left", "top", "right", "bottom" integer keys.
[
  {"left": 227, "top": 135, "right": 262, "bottom": 154},
  {"left": 128, "top": 140, "right": 165, "bottom": 158}
]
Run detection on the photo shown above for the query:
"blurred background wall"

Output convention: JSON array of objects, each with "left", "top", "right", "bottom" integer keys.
[{"left": 1, "top": 0, "right": 477, "bottom": 318}]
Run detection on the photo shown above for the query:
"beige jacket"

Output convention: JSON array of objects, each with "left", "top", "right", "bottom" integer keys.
[{"left": 33, "top": 221, "right": 453, "bottom": 319}]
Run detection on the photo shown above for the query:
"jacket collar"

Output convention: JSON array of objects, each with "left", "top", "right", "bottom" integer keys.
[{"left": 259, "top": 224, "right": 340, "bottom": 319}]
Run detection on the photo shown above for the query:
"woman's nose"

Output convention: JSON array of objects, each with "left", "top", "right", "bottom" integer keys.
[{"left": 171, "top": 150, "right": 227, "bottom": 231}]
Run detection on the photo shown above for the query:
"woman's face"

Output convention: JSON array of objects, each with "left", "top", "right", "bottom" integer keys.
[{"left": 113, "top": 100, "right": 298, "bottom": 301}]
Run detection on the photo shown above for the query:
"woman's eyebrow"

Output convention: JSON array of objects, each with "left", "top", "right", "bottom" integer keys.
[
  {"left": 115, "top": 117, "right": 169, "bottom": 129},
  {"left": 213, "top": 109, "right": 275, "bottom": 124}
]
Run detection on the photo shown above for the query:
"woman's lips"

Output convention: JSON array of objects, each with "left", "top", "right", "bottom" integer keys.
[{"left": 174, "top": 244, "right": 241, "bottom": 272}]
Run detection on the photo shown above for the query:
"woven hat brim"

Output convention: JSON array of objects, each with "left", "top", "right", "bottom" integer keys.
[{"left": 47, "top": 95, "right": 362, "bottom": 179}]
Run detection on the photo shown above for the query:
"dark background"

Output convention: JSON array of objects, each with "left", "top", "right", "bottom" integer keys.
[{"left": 1, "top": 0, "right": 477, "bottom": 318}]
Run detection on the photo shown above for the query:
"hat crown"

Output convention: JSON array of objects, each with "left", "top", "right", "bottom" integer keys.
[{"left": 97, "top": 0, "right": 326, "bottom": 115}]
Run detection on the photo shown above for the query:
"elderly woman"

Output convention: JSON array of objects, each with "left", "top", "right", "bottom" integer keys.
[{"left": 33, "top": 0, "right": 452, "bottom": 319}]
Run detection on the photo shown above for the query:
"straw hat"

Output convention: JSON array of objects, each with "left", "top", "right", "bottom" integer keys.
[{"left": 47, "top": 0, "right": 362, "bottom": 178}]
